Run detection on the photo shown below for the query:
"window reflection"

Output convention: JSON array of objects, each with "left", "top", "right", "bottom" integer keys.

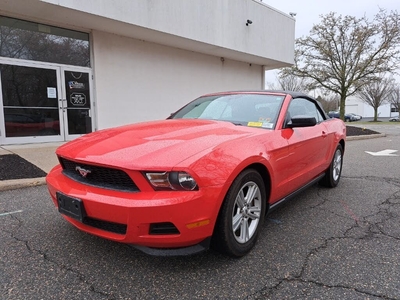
[
  {"left": 1, "top": 64, "right": 61, "bottom": 137},
  {"left": 1, "top": 64, "right": 58, "bottom": 107},
  {"left": 67, "top": 109, "right": 91, "bottom": 135},
  {"left": 4, "top": 108, "right": 60, "bottom": 137},
  {"left": 171, "top": 94, "right": 284, "bottom": 129},
  {"left": 0, "top": 16, "right": 90, "bottom": 67}
]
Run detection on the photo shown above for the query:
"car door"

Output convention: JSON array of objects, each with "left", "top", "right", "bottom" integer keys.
[{"left": 282, "top": 98, "right": 331, "bottom": 193}]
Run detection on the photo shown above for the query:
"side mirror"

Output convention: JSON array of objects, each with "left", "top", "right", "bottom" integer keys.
[{"left": 286, "top": 115, "right": 317, "bottom": 128}]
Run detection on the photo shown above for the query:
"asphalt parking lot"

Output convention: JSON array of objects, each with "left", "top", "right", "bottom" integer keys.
[{"left": 1, "top": 124, "right": 400, "bottom": 299}]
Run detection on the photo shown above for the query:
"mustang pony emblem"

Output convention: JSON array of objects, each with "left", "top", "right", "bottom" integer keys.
[{"left": 75, "top": 166, "right": 91, "bottom": 178}]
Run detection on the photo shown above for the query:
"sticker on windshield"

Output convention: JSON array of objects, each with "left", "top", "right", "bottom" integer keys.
[
  {"left": 247, "top": 122, "right": 263, "bottom": 127},
  {"left": 258, "top": 117, "right": 271, "bottom": 123},
  {"left": 261, "top": 122, "right": 274, "bottom": 129}
]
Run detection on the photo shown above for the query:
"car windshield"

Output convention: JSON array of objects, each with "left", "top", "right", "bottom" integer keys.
[{"left": 170, "top": 94, "right": 285, "bottom": 129}]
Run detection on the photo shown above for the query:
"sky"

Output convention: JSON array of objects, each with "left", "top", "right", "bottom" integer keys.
[{"left": 264, "top": 0, "right": 400, "bottom": 85}]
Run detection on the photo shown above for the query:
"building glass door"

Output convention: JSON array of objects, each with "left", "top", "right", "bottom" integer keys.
[
  {"left": 0, "top": 63, "right": 63, "bottom": 143},
  {"left": 61, "top": 68, "right": 92, "bottom": 140},
  {"left": 0, "top": 61, "right": 93, "bottom": 144}
]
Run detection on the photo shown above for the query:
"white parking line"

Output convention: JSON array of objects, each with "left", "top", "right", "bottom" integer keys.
[
  {"left": 0, "top": 210, "right": 23, "bottom": 217},
  {"left": 365, "top": 149, "right": 398, "bottom": 156}
]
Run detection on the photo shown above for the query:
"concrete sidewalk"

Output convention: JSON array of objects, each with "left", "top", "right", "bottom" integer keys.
[{"left": 0, "top": 142, "right": 63, "bottom": 191}]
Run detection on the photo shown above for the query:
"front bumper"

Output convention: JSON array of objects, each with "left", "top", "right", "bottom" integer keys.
[{"left": 46, "top": 165, "right": 224, "bottom": 252}]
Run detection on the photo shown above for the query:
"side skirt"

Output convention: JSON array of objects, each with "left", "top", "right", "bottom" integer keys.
[{"left": 267, "top": 173, "right": 325, "bottom": 214}]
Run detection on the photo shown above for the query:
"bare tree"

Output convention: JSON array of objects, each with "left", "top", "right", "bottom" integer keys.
[
  {"left": 291, "top": 9, "right": 400, "bottom": 120},
  {"left": 356, "top": 75, "right": 394, "bottom": 121},
  {"left": 317, "top": 93, "right": 340, "bottom": 113},
  {"left": 276, "top": 68, "right": 311, "bottom": 92},
  {"left": 388, "top": 84, "right": 400, "bottom": 117},
  {"left": 0, "top": 23, "right": 90, "bottom": 67}
]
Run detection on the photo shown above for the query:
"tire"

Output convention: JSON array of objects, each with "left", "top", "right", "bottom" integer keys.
[
  {"left": 320, "top": 144, "right": 343, "bottom": 188},
  {"left": 212, "top": 169, "right": 266, "bottom": 257}
]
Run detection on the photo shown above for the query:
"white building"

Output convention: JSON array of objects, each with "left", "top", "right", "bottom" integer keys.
[
  {"left": 346, "top": 97, "right": 399, "bottom": 118},
  {"left": 0, "top": 0, "right": 295, "bottom": 145}
]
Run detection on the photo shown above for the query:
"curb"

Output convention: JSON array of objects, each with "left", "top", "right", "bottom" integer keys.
[
  {"left": 0, "top": 177, "right": 46, "bottom": 192},
  {"left": 346, "top": 133, "right": 386, "bottom": 141}
]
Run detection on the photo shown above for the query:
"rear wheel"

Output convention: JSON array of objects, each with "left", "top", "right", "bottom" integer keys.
[
  {"left": 212, "top": 169, "right": 266, "bottom": 257},
  {"left": 320, "top": 144, "right": 343, "bottom": 188}
]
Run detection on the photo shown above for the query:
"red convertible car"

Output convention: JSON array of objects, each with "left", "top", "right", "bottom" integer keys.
[{"left": 46, "top": 91, "right": 346, "bottom": 257}]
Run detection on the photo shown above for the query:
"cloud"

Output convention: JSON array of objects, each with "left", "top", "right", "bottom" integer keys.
[{"left": 266, "top": 0, "right": 399, "bottom": 37}]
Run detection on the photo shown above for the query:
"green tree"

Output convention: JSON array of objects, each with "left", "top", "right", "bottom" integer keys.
[{"left": 290, "top": 9, "right": 400, "bottom": 120}]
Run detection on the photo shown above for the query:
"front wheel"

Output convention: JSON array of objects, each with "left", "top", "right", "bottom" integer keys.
[
  {"left": 320, "top": 144, "right": 343, "bottom": 188},
  {"left": 212, "top": 169, "right": 266, "bottom": 257}
]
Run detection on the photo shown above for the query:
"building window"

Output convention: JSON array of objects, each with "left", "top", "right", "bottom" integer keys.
[
  {"left": 391, "top": 105, "right": 399, "bottom": 113},
  {"left": 0, "top": 16, "right": 90, "bottom": 67}
]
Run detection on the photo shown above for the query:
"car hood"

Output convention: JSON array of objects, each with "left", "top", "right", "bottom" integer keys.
[{"left": 57, "top": 119, "right": 263, "bottom": 170}]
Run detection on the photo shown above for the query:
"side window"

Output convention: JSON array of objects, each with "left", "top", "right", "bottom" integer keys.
[
  {"left": 315, "top": 108, "right": 324, "bottom": 123},
  {"left": 288, "top": 98, "right": 308, "bottom": 117},
  {"left": 306, "top": 101, "right": 325, "bottom": 123},
  {"left": 286, "top": 98, "right": 325, "bottom": 125}
]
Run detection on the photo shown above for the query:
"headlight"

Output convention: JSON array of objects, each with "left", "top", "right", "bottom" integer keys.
[{"left": 145, "top": 171, "right": 198, "bottom": 191}]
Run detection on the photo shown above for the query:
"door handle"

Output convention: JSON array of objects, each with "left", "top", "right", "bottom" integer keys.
[
  {"left": 322, "top": 131, "right": 328, "bottom": 138},
  {"left": 59, "top": 99, "right": 67, "bottom": 110}
]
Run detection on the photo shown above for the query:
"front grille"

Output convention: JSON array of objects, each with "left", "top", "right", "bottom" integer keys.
[
  {"left": 83, "top": 217, "right": 127, "bottom": 235},
  {"left": 59, "top": 157, "right": 140, "bottom": 192}
]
